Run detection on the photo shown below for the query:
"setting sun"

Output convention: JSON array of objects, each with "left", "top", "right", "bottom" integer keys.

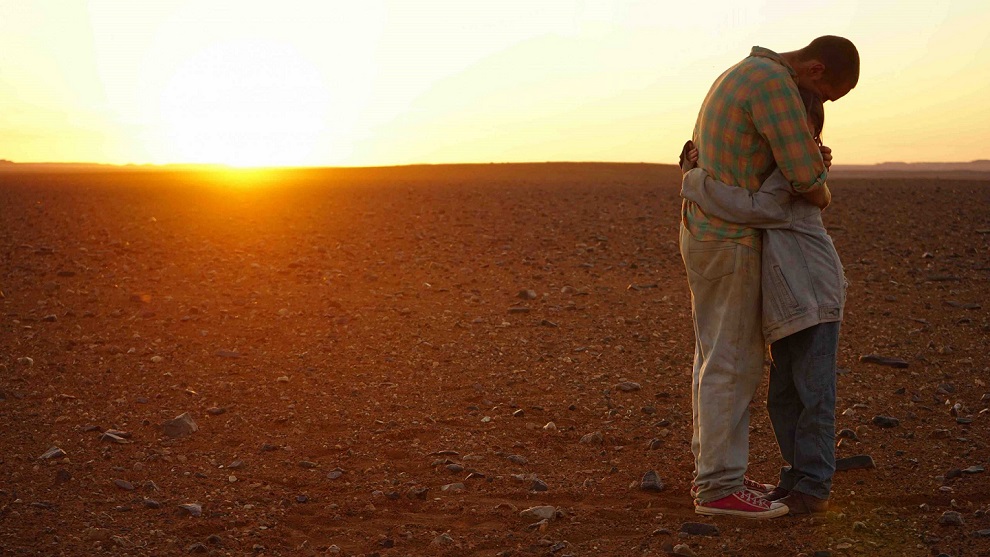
[{"left": 159, "top": 40, "right": 330, "bottom": 167}]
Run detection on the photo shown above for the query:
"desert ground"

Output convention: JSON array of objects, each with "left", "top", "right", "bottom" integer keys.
[{"left": 1, "top": 163, "right": 988, "bottom": 557}]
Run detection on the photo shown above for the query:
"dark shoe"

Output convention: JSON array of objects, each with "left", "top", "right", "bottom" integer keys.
[
  {"left": 778, "top": 491, "right": 828, "bottom": 515},
  {"left": 765, "top": 486, "right": 790, "bottom": 502}
]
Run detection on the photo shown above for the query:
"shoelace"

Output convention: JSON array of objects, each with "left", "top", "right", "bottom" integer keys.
[{"left": 736, "top": 489, "right": 771, "bottom": 508}]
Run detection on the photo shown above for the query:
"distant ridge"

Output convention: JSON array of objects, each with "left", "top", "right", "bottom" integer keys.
[{"left": 832, "top": 160, "right": 990, "bottom": 173}]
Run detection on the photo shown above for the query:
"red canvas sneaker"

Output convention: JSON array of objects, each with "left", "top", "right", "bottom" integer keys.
[
  {"left": 691, "top": 476, "right": 774, "bottom": 499},
  {"left": 695, "top": 489, "right": 789, "bottom": 519}
]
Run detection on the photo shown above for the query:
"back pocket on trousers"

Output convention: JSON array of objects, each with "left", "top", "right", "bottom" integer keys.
[{"left": 689, "top": 246, "right": 736, "bottom": 281}]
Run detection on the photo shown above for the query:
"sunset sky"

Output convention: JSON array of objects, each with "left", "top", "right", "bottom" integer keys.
[{"left": 1, "top": 1, "right": 987, "bottom": 168}]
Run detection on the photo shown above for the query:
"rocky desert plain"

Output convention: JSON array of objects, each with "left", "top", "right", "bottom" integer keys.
[{"left": 0, "top": 162, "right": 988, "bottom": 557}]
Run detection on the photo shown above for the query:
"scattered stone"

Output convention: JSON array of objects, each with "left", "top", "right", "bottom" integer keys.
[
  {"left": 938, "top": 511, "right": 964, "bottom": 526},
  {"left": 143, "top": 499, "right": 162, "bottom": 509},
  {"left": 445, "top": 463, "right": 464, "bottom": 473},
  {"left": 55, "top": 469, "right": 71, "bottom": 483},
  {"left": 507, "top": 454, "right": 528, "bottom": 465},
  {"left": 640, "top": 470, "right": 664, "bottom": 492},
  {"left": 432, "top": 533, "right": 454, "bottom": 546},
  {"left": 441, "top": 482, "right": 465, "bottom": 493},
  {"left": 187, "top": 542, "right": 208, "bottom": 553},
  {"left": 207, "top": 535, "right": 222, "bottom": 545},
  {"left": 520, "top": 506, "right": 557, "bottom": 521},
  {"left": 39, "top": 446, "right": 66, "bottom": 460},
  {"left": 872, "top": 415, "right": 900, "bottom": 428},
  {"left": 17, "top": 357, "right": 34, "bottom": 367},
  {"left": 580, "top": 431, "right": 604, "bottom": 444},
  {"left": 260, "top": 443, "right": 278, "bottom": 452},
  {"left": 615, "top": 381, "right": 641, "bottom": 392},
  {"left": 930, "top": 429, "right": 951, "bottom": 439},
  {"left": 113, "top": 479, "right": 135, "bottom": 491},
  {"left": 298, "top": 461, "right": 318, "bottom": 469},
  {"left": 672, "top": 544, "right": 697, "bottom": 557},
  {"left": 530, "top": 479, "right": 548, "bottom": 492},
  {"left": 540, "top": 319, "right": 559, "bottom": 328},
  {"left": 679, "top": 522, "right": 720, "bottom": 537},
  {"left": 327, "top": 468, "right": 344, "bottom": 480},
  {"left": 228, "top": 460, "right": 245, "bottom": 470},
  {"left": 100, "top": 432, "right": 131, "bottom": 444},
  {"left": 518, "top": 289, "right": 538, "bottom": 300},
  {"left": 859, "top": 355, "right": 909, "bottom": 368},
  {"left": 837, "top": 428, "right": 858, "bottom": 441},
  {"left": 206, "top": 407, "right": 226, "bottom": 416},
  {"left": 178, "top": 503, "right": 202, "bottom": 517},
  {"left": 946, "top": 468, "right": 963, "bottom": 480},
  {"left": 975, "top": 529, "right": 990, "bottom": 538},
  {"left": 962, "top": 466, "right": 985, "bottom": 474},
  {"left": 512, "top": 409, "right": 524, "bottom": 417},
  {"left": 507, "top": 306, "right": 530, "bottom": 314},
  {"left": 835, "top": 454, "right": 876, "bottom": 471},
  {"left": 407, "top": 486, "right": 429, "bottom": 499},
  {"left": 647, "top": 438, "right": 664, "bottom": 450},
  {"left": 163, "top": 413, "right": 198, "bottom": 438},
  {"left": 296, "top": 495, "right": 308, "bottom": 503},
  {"left": 543, "top": 421, "right": 557, "bottom": 432}
]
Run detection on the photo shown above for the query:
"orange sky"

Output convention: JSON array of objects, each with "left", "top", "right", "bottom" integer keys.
[{"left": 1, "top": 1, "right": 988, "bottom": 167}]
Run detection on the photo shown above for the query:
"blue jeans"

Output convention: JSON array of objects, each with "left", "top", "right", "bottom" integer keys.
[{"left": 767, "top": 321, "right": 840, "bottom": 500}]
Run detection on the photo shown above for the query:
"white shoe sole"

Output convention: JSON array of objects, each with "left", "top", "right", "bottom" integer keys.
[{"left": 694, "top": 502, "right": 789, "bottom": 519}]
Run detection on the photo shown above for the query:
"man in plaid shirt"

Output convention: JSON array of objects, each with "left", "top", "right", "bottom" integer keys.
[{"left": 680, "top": 36, "right": 859, "bottom": 519}]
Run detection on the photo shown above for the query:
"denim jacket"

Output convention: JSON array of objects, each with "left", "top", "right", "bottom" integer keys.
[{"left": 680, "top": 168, "right": 846, "bottom": 344}]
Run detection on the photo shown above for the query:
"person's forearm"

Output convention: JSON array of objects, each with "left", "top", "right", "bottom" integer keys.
[{"left": 801, "top": 182, "right": 832, "bottom": 210}]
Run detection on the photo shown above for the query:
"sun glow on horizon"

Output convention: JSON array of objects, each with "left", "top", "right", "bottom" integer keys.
[{"left": 158, "top": 40, "right": 331, "bottom": 168}]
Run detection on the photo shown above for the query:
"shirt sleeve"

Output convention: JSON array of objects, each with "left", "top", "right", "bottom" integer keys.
[{"left": 748, "top": 74, "right": 827, "bottom": 193}]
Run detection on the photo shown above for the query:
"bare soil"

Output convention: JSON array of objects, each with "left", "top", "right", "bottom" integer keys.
[{"left": 1, "top": 163, "right": 988, "bottom": 556}]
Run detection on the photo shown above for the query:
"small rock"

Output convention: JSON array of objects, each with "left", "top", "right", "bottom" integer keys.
[
  {"left": 938, "top": 511, "right": 963, "bottom": 526},
  {"left": 530, "top": 479, "right": 548, "bottom": 492},
  {"left": 640, "top": 470, "right": 664, "bottom": 492},
  {"left": 445, "top": 463, "right": 464, "bottom": 473},
  {"left": 836, "top": 428, "right": 858, "bottom": 441},
  {"left": 507, "top": 454, "right": 528, "bottom": 465},
  {"left": 178, "top": 503, "right": 202, "bottom": 517},
  {"left": 441, "top": 482, "right": 465, "bottom": 493},
  {"left": 296, "top": 495, "right": 308, "bottom": 503},
  {"left": 17, "top": 357, "right": 34, "bottom": 367},
  {"left": 647, "top": 438, "right": 664, "bottom": 450},
  {"left": 615, "top": 381, "right": 641, "bottom": 392},
  {"left": 113, "top": 479, "right": 135, "bottom": 491},
  {"left": 298, "top": 461, "right": 318, "bottom": 469},
  {"left": 672, "top": 544, "right": 697, "bottom": 557},
  {"left": 100, "top": 432, "right": 131, "bottom": 444},
  {"left": 507, "top": 306, "right": 530, "bottom": 314},
  {"left": 327, "top": 468, "right": 344, "bottom": 479},
  {"left": 187, "top": 542, "right": 208, "bottom": 553},
  {"left": 543, "top": 421, "right": 557, "bottom": 432},
  {"left": 55, "top": 469, "right": 71, "bottom": 483},
  {"left": 39, "top": 446, "right": 67, "bottom": 460},
  {"left": 835, "top": 454, "right": 876, "bottom": 471},
  {"left": 228, "top": 460, "right": 245, "bottom": 470},
  {"left": 407, "top": 486, "right": 429, "bottom": 499},
  {"left": 975, "top": 529, "right": 990, "bottom": 538},
  {"left": 143, "top": 499, "right": 162, "bottom": 509},
  {"left": 432, "top": 533, "right": 454, "bottom": 546},
  {"left": 859, "top": 354, "right": 909, "bottom": 368},
  {"left": 679, "top": 522, "right": 720, "bottom": 537},
  {"left": 520, "top": 505, "right": 557, "bottom": 521},
  {"left": 580, "top": 431, "right": 604, "bottom": 444},
  {"left": 518, "top": 289, "right": 538, "bottom": 300},
  {"left": 163, "top": 412, "right": 198, "bottom": 438},
  {"left": 206, "top": 407, "right": 226, "bottom": 415},
  {"left": 872, "top": 415, "right": 899, "bottom": 428},
  {"left": 512, "top": 409, "right": 524, "bottom": 417},
  {"left": 962, "top": 466, "right": 985, "bottom": 474}
]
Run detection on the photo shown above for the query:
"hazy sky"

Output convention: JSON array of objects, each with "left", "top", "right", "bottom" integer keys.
[{"left": 1, "top": 1, "right": 987, "bottom": 167}]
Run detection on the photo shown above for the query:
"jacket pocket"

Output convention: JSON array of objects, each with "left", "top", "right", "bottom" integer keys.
[{"left": 768, "top": 264, "right": 802, "bottom": 318}]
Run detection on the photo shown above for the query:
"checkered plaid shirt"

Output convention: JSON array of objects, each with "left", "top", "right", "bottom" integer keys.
[{"left": 682, "top": 46, "right": 827, "bottom": 249}]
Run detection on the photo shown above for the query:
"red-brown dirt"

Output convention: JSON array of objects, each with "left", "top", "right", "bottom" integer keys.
[{"left": 1, "top": 163, "right": 988, "bottom": 556}]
